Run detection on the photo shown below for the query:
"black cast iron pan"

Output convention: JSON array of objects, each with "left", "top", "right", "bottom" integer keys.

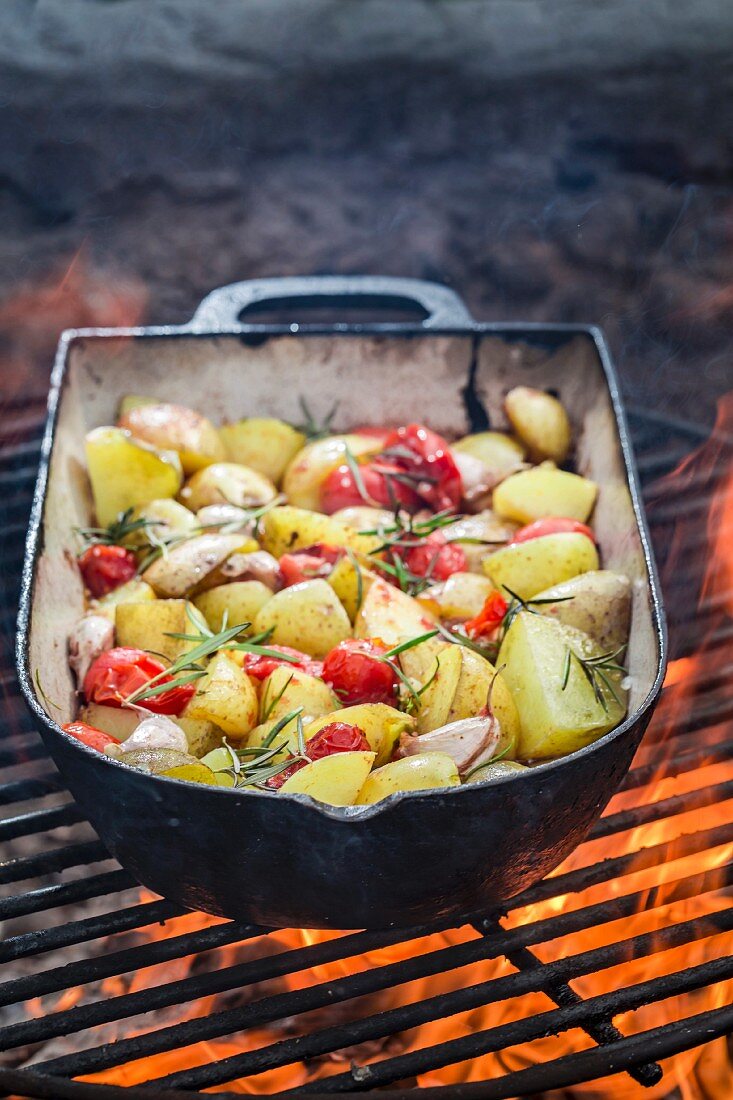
[{"left": 16, "top": 276, "right": 667, "bottom": 929}]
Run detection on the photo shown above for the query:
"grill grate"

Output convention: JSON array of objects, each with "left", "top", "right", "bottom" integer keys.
[{"left": 0, "top": 405, "right": 730, "bottom": 1099}]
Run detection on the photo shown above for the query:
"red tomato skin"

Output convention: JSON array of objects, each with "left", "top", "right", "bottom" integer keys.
[
  {"left": 404, "top": 531, "right": 467, "bottom": 581},
  {"left": 83, "top": 648, "right": 195, "bottom": 716},
  {"left": 383, "top": 423, "right": 463, "bottom": 512},
  {"left": 320, "top": 461, "right": 420, "bottom": 514},
  {"left": 279, "top": 544, "right": 344, "bottom": 587},
  {"left": 240, "top": 645, "right": 323, "bottom": 682},
  {"left": 79, "top": 544, "right": 137, "bottom": 597},
  {"left": 322, "top": 638, "right": 398, "bottom": 706},
  {"left": 510, "top": 518, "right": 596, "bottom": 544},
  {"left": 267, "top": 722, "right": 370, "bottom": 789},
  {"left": 464, "top": 590, "right": 509, "bottom": 639},
  {"left": 63, "top": 721, "right": 119, "bottom": 753}
]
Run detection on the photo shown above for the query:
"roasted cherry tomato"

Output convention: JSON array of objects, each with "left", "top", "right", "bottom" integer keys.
[
  {"left": 404, "top": 531, "right": 467, "bottom": 581},
  {"left": 320, "top": 460, "right": 420, "bottom": 514},
  {"left": 83, "top": 647, "right": 195, "bottom": 715},
  {"left": 510, "top": 517, "right": 596, "bottom": 544},
  {"left": 267, "top": 722, "right": 370, "bottom": 789},
  {"left": 62, "top": 721, "right": 119, "bottom": 753},
  {"left": 279, "top": 544, "right": 344, "bottom": 587},
  {"left": 382, "top": 423, "right": 463, "bottom": 512},
  {"left": 239, "top": 645, "right": 323, "bottom": 682},
  {"left": 78, "top": 544, "right": 137, "bottom": 597},
  {"left": 464, "top": 590, "right": 509, "bottom": 639},
  {"left": 322, "top": 638, "right": 398, "bottom": 706}
]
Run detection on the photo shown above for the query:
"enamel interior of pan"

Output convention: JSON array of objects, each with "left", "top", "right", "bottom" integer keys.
[{"left": 26, "top": 328, "right": 661, "bottom": 811}]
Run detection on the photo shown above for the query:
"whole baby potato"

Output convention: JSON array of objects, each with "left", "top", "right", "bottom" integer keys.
[
  {"left": 356, "top": 753, "right": 460, "bottom": 804},
  {"left": 533, "top": 570, "right": 631, "bottom": 653},
  {"left": 282, "top": 434, "right": 383, "bottom": 511},
  {"left": 252, "top": 579, "right": 352, "bottom": 658},
  {"left": 219, "top": 417, "right": 306, "bottom": 484},
  {"left": 85, "top": 427, "right": 182, "bottom": 528},
  {"left": 504, "top": 386, "right": 571, "bottom": 464},
  {"left": 493, "top": 467, "right": 597, "bottom": 525},
  {"left": 484, "top": 532, "right": 599, "bottom": 601},
  {"left": 280, "top": 751, "right": 376, "bottom": 806},
  {"left": 119, "top": 402, "right": 225, "bottom": 473},
  {"left": 179, "top": 463, "right": 277, "bottom": 512}
]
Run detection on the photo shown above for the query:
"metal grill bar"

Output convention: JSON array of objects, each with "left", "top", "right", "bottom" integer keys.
[
  {"left": 0, "top": 869, "right": 135, "bottom": 921},
  {"left": 589, "top": 779, "right": 733, "bottom": 840},
  {"left": 0, "top": 802, "right": 86, "bottom": 842},
  {"left": 0, "top": 839, "right": 110, "bottom": 885}
]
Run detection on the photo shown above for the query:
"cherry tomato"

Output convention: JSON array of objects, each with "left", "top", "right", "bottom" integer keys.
[
  {"left": 267, "top": 722, "right": 370, "bottom": 789},
  {"left": 383, "top": 423, "right": 463, "bottom": 512},
  {"left": 510, "top": 517, "right": 596, "bottom": 544},
  {"left": 63, "top": 721, "right": 119, "bottom": 753},
  {"left": 322, "top": 638, "right": 398, "bottom": 706},
  {"left": 239, "top": 645, "right": 323, "bottom": 682},
  {"left": 279, "top": 544, "right": 344, "bottom": 587},
  {"left": 464, "top": 590, "right": 509, "bottom": 639},
  {"left": 320, "top": 460, "right": 420, "bottom": 514},
  {"left": 78, "top": 544, "right": 137, "bottom": 597},
  {"left": 83, "top": 648, "right": 195, "bottom": 716},
  {"left": 404, "top": 531, "right": 467, "bottom": 581}
]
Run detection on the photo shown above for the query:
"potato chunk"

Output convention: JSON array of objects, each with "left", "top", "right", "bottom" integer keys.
[
  {"left": 115, "top": 599, "right": 208, "bottom": 662},
  {"left": 260, "top": 667, "right": 339, "bottom": 726},
  {"left": 354, "top": 577, "right": 436, "bottom": 649},
  {"left": 484, "top": 532, "right": 599, "bottom": 601},
  {"left": 452, "top": 431, "right": 525, "bottom": 470},
  {"left": 305, "top": 704, "right": 413, "bottom": 766},
  {"left": 504, "top": 386, "right": 571, "bottom": 463},
  {"left": 142, "top": 533, "right": 245, "bottom": 598},
  {"left": 85, "top": 427, "right": 182, "bottom": 528},
  {"left": 252, "top": 579, "right": 351, "bottom": 658},
  {"left": 498, "top": 612, "right": 627, "bottom": 760},
  {"left": 126, "top": 499, "right": 198, "bottom": 548},
  {"left": 423, "top": 572, "right": 496, "bottom": 620},
  {"left": 179, "top": 462, "right": 277, "bottom": 512},
  {"left": 533, "top": 570, "right": 631, "bottom": 653},
  {"left": 282, "top": 434, "right": 382, "bottom": 511},
  {"left": 258, "top": 505, "right": 380, "bottom": 559},
  {"left": 356, "top": 753, "right": 460, "bottom": 803},
  {"left": 119, "top": 402, "right": 224, "bottom": 473},
  {"left": 219, "top": 418, "right": 306, "bottom": 484},
  {"left": 186, "top": 651, "right": 259, "bottom": 738},
  {"left": 93, "top": 578, "right": 156, "bottom": 622},
  {"left": 194, "top": 581, "right": 274, "bottom": 633},
  {"left": 80, "top": 703, "right": 222, "bottom": 757},
  {"left": 493, "top": 467, "right": 598, "bottom": 524},
  {"left": 280, "top": 751, "right": 376, "bottom": 806}
]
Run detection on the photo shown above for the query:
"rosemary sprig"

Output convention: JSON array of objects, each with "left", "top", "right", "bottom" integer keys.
[
  {"left": 345, "top": 549, "right": 365, "bottom": 613},
  {"left": 463, "top": 742, "right": 515, "bottom": 781},
  {"left": 374, "top": 630, "right": 440, "bottom": 713},
  {"left": 499, "top": 587, "right": 575, "bottom": 641},
  {"left": 343, "top": 444, "right": 372, "bottom": 505},
  {"left": 561, "top": 646, "right": 627, "bottom": 713},
  {"left": 293, "top": 397, "right": 339, "bottom": 441},
  {"left": 261, "top": 673, "right": 294, "bottom": 722},
  {"left": 436, "top": 622, "right": 498, "bottom": 663},
  {"left": 74, "top": 507, "right": 155, "bottom": 549},
  {"left": 262, "top": 707, "right": 304, "bottom": 748}
]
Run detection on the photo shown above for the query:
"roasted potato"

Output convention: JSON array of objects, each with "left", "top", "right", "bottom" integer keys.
[
  {"left": 186, "top": 651, "right": 259, "bottom": 738},
  {"left": 356, "top": 753, "right": 460, "bottom": 803},
  {"left": 258, "top": 505, "right": 380, "bottom": 559},
  {"left": 194, "top": 581, "right": 274, "bottom": 633},
  {"left": 305, "top": 704, "right": 413, "bottom": 766},
  {"left": 142, "top": 533, "right": 245, "bottom": 598},
  {"left": 126, "top": 498, "right": 198, "bottom": 548},
  {"left": 452, "top": 431, "right": 525, "bottom": 471},
  {"left": 80, "top": 703, "right": 222, "bottom": 757},
  {"left": 119, "top": 402, "right": 224, "bottom": 473},
  {"left": 93, "top": 578, "right": 156, "bottom": 622},
  {"left": 493, "top": 467, "right": 598, "bottom": 525},
  {"left": 85, "top": 427, "right": 182, "bottom": 528},
  {"left": 504, "top": 386, "right": 571, "bottom": 463},
  {"left": 333, "top": 506, "right": 395, "bottom": 531},
  {"left": 498, "top": 611, "right": 627, "bottom": 759},
  {"left": 115, "top": 598, "right": 208, "bottom": 662},
  {"left": 260, "top": 666, "right": 339, "bottom": 725},
  {"left": 179, "top": 462, "right": 277, "bottom": 512},
  {"left": 327, "top": 556, "right": 376, "bottom": 622},
  {"left": 354, "top": 577, "right": 437, "bottom": 649},
  {"left": 252, "top": 579, "right": 352, "bottom": 658},
  {"left": 282, "top": 434, "right": 383, "bottom": 511},
  {"left": 441, "top": 511, "right": 514, "bottom": 573},
  {"left": 533, "top": 570, "right": 631, "bottom": 653},
  {"left": 219, "top": 418, "right": 306, "bottom": 484},
  {"left": 280, "top": 751, "right": 376, "bottom": 806},
  {"left": 422, "top": 572, "right": 496, "bottom": 621},
  {"left": 483, "top": 532, "right": 599, "bottom": 601},
  {"left": 465, "top": 760, "right": 529, "bottom": 784}
]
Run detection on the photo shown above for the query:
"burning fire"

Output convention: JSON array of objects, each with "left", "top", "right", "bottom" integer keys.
[{"left": 9, "top": 261, "right": 732, "bottom": 1098}]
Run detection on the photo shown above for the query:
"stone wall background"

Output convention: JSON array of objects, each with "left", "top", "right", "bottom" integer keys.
[{"left": 0, "top": 0, "right": 732, "bottom": 424}]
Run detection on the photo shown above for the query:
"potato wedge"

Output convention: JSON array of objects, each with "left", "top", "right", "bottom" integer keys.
[
  {"left": 533, "top": 570, "right": 631, "bottom": 653},
  {"left": 219, "top": 418, "right": 306, "bottom": 484},
  {"left": 126, "top": 499, "right": 198, "bottom": 548},
  {"left": 498, "top": 612, "right": 627, "bottom": 759},
  {"left": 258, "top": 505, "right": 380, "bottom": 559},
  {"left": 282, "top": 434, "right": 383, "bottom": 511},
  {"left": 465, "top": 760, "right": 529, "bottom": 784},
  {"left": 305, "top": 704, "right": 413, "bottom": 767},
  {"left": 493, "top": 467, "right": 598, "bottom": 524},
  {"left": 356, "top": 753, "right": 459, "bottom": 803},
  {"left": 85, "top": 427, "right": 182, "bottom": 528},
  {"left": 80, "top": 703, "right": 222, "bottom": 756},
  {"left": 92, "top": 578, "right": 156, "bottom": 622},
  {"left": 452, "top": 431, "right": 525, "bottom": 471},
  {"left": 424, "top": 572, "right": 496, "bottom": 621},
  {"left": 119, "top": 402, "right": 224, "bottom": 473},
  {"left": 483, "top": 532, "right": 599, "bottom": 601},
  {"left": 179, "top": 462, "right": 277, "bottom": 512},
  {"left": 115, "top": 598, "right": 208, "bottom": 662},
  {"left": 260, "top": 666, "right": 339, "bottom": 725},
  {"left": 186, "top": 651, "right": 259, "bottom": 738},
  {"left": 354, "top": 577, "right": 437, "bottom": 649},
  {"left": 194, "top": 581, "right": 274, "bottom": 634},
  {"left": 142, "top": 533, "right": 245, "bottom": 598},
  {"left": 504, "top": 386, "right": 571, "bottom": 463},
  {"left": 327, "top": 557, "right": 376, "bottom": 622},
  {"left": 280, "top": 751, "right": 376, "bottom": 806},
  {"left": 162, "top": 762, "right": 219, "bottom": 785},
  {"left": 252, "top": 579, "right": 352, "bottom": 658},
  {"left": 441, "top": 511, "right": 514, "bottom": 573}
]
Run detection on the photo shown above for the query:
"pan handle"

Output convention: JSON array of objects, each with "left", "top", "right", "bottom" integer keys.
[{"left": 188, "top": 275, "right": 474, "bottom": 330}]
